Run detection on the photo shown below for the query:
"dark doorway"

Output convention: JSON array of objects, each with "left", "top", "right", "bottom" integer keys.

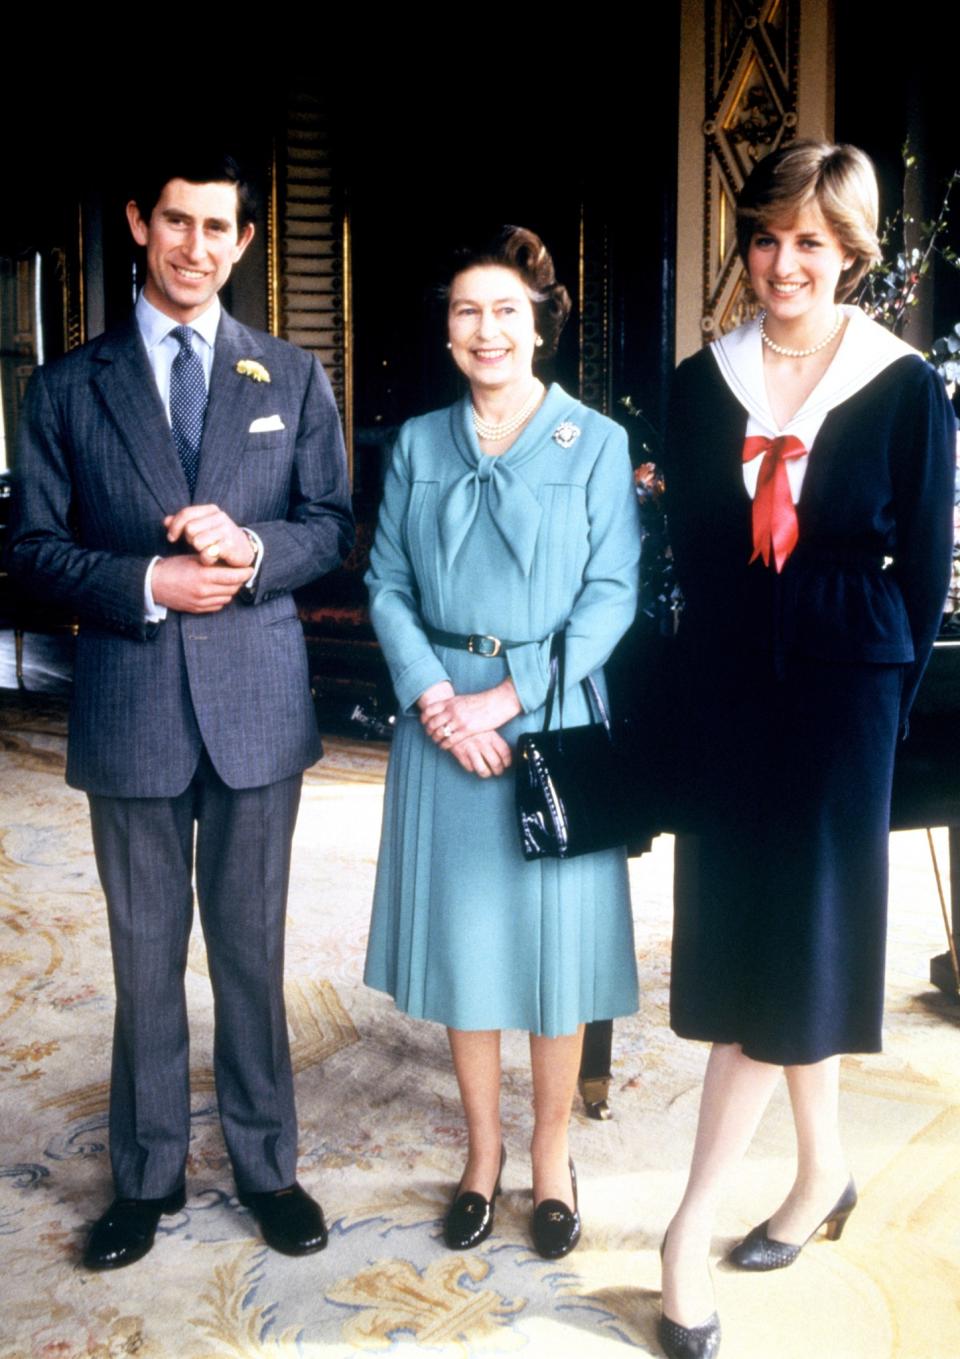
[{"left": 343, "top": 79, "right": 679, "bottom": 505}]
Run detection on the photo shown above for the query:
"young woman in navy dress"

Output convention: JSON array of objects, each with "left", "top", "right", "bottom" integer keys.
[{"left": 658, "top": 142, "right": 956, "bottom": 1359}]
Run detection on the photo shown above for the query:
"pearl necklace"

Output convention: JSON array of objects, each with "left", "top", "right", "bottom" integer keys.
[
  {"left": 472, "top": 381, "right": 544, "bottom": 442},
  {"left": 759, "top": 308, "right": 844, "bottom": 358}
]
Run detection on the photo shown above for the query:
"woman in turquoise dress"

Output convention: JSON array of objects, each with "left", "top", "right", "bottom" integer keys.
[{"left": 364, "top": 226, "right": 641, "bottom": 1259}]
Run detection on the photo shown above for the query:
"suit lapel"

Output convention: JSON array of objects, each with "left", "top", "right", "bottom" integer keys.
[
  {"left": 194, "top": 312, "right": 266, "bottom": 507},
  {"left": 92, "top": 319, "right": 191, "bottom": 513}
]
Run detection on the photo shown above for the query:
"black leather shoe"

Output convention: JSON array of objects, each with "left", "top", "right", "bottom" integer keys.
[
  {"left": 658, "top": 1311, "right": 722, "bottom": 1359},
  {"left": 726, "top": 1177, "right": 857, "bottom": 1271},
  {"left": 82, "top": 1186, "right": 186, "bottom": 1271},
  {"left": 443, "top": 1146, "right": 506, "bottom": 1250},
  {"left": 531, "top": 1157, "right": 581, "bottom": 1260},
  {"left": 238, "top": 1182, "right": 328, "bottom": 1255}
]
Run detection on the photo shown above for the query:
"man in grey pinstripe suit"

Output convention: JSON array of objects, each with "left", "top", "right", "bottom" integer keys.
[{"left": 8, "top": 152, "right": 353, "bottom": 1269}]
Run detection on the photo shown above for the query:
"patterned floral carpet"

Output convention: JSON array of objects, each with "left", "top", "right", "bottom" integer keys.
[{"left": 1, "top": 690, "right": 958, "bottom": 1358}]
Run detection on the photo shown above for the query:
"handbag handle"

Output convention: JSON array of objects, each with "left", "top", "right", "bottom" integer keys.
[{"left": 541, "top": 628, "right": 612, "bottom": 747}]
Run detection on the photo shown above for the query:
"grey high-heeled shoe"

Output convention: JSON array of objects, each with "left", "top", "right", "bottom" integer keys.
[
  {"left": 658, "top": 1311, "right": 722, "bottom": 1359},
  {"left": 726, "top": 1178, "right": 857, "bottom": 1271},
  {"left": 659, "top": 1234, "right": 721, "bottom": 1358}
]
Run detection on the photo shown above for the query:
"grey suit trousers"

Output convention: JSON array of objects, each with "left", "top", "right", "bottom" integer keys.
[{"left": 88, "top": 753, "right": 302, "bottom": 1198}]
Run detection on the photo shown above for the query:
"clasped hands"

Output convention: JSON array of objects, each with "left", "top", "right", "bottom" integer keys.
[
  {"left": 151, "top": 505, "right": 256, "bottom": 614},
  {"left": 418, "top": 679, "right": 522, "bottom": 779}
]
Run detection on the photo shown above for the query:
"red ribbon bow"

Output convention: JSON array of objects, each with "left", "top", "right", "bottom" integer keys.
[{"left": 742, "top": 434, "right": 807, "bottom": 572}]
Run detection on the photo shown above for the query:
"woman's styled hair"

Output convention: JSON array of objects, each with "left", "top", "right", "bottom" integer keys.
[
  {"left": 736, "top": 140, "right": 882, "bottom": 299},
  {"left": 444, "top": 225, "right": 572, "bottom": 358}
]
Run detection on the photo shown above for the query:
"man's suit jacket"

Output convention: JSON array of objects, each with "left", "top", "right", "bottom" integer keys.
[{"left": 8, "top": 310, "right": 354, "bottom": 797}]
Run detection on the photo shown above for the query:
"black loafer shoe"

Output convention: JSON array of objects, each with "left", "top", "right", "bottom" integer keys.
[
  {"left": 531, "top": 1158, "right": 581, "bottom": 1260},
  {"left": 444, "top": 1146, "right": 506, "bottom": 1251},
  {"left": 82, "top": 1186, "right": 186, "bottom": 1271},
  {"left": 238, "top": 1182, "right": 328, "bottom": 1255}
]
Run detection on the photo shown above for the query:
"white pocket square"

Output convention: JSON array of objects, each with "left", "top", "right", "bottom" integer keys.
[{"left": 249, "top": 415, "right": 285, "bottom": 433}]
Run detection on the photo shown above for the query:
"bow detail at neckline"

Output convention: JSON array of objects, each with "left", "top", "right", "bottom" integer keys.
[
  {"left": 742, "top": 434, "right": 807, "bottom": 573},
  {"left": 438, "top": 453, "right": 543, "bottom": 574}
]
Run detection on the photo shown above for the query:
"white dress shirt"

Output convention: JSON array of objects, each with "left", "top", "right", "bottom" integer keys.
[
  {"left": 135, "top": 293, "right": 262, "bottom": 619},
  {"left": 137, "top": 290, "right": 219, "bottom": 409}
]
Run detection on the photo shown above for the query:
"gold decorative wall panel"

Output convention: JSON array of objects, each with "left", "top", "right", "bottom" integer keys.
[
  {"left": 578, "top": 206, "right": 612, "bottom": 414},
  {"left": 0, "top": 256, "right": 38, "bottom": 467},
  {"left": 701, "top": 0, "right": 799, "bottom": 340},
  {"left": 677, "top": 0, "right": 833, "bottom": 360},
  {"left": 271, "top": 93, "right": 352, "bottom": 468}
]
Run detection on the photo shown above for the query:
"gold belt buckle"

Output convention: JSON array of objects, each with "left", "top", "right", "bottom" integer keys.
[{"left": 466, "top": 633, "right": 502, "bottom": 658}]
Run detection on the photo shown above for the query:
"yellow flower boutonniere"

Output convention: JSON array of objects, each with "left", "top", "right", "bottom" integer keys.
[{"left": 236, "top": 359, "right": 271, "bottom": 384}]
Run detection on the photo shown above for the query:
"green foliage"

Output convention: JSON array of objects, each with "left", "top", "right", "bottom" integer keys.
[
  {"left": 854, "top": 149, "right": 960, "bottom": 623},
  {"left": 854, "top": 153, "right": 960, "bottom": 385},
  {"left": 931, "top": 322, "right": 960, "bottom": 387}
]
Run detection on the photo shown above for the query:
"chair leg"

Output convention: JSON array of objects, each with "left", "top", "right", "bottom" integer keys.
[
  {"left": 929, "top": 826, "right": 960, "bottom": 998},
  {"left": 579, "top": 1019, "right": 613, "bottom": 1120},
  {"left": 15, "top": 629, "right": 25, "bottom": 690}
]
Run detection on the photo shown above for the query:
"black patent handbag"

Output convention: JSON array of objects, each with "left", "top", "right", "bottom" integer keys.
[{"left": 515, "top": 629, "right": 638, "bottom": 860}]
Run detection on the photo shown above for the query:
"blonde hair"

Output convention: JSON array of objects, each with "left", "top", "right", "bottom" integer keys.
[{"left": 736, "top": 140, "right": 882, "bottom": 299}]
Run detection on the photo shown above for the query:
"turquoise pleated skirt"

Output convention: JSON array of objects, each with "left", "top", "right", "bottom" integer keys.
[{"left": 364, "top": 650, "right": 639, "bottom": 1037}]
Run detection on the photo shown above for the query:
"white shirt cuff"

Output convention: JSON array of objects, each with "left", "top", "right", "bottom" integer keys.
[
  {"left": 145, "top": 532, "right": 261, "bottom": 618},
  {"left": 144, "top": 556, "right": 168, "bottom": 622},
  {"left": 243, "top": 529, "right": 264, "bottom": 587}
]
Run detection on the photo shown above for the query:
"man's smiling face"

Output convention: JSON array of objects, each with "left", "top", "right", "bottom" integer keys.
[{"left": 126, "top": 178, "right": 254, "bottom": 324}]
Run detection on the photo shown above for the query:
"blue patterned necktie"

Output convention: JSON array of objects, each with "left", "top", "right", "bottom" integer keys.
[{"left": 169, "top": 325, "right": 207, "bottom": 494}]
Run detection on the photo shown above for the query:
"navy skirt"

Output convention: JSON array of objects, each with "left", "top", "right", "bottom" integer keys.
[{"left": 670, "top": 652, "right": 904, "bottom": 1065}]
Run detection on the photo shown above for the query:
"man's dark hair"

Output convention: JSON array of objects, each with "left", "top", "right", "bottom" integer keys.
[{"left": 130, "top": 149, "right": 257, "bottom": 232}]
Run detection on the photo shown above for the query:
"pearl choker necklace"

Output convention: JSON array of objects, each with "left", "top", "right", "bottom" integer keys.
[
  {"left": 472, "top": 381, "right": 544, "bottom": 442},
  {"left": 759, "top": 308, "right": 844, "bottom": 358}
]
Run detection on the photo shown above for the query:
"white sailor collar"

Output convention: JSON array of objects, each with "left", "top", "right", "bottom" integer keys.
[{"left": 710, "top": 305, "right": 919, "bottom": 437}]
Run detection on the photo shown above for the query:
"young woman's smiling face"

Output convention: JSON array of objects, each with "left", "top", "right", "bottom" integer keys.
[{"left": 747, "top": 202, "right": 852, "bottom": 336}]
